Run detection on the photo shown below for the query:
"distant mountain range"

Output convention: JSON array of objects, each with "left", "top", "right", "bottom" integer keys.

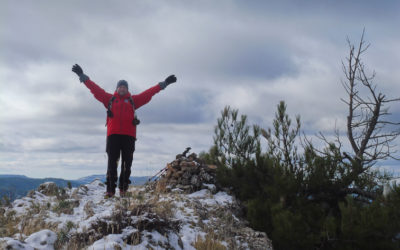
[{"left": 0, "top": 174, "right": 151, "bottom": 201}]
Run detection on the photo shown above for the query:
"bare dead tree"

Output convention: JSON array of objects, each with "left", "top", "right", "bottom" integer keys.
[
  {"left": 341, "top": 29, "right": 400, "bottom": 170},
  {"left": 300, "top": 30, "right": 400, "bottom": 202}
]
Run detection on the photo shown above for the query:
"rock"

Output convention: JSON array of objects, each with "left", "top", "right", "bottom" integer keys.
[
  {"left": 182, "top": 171, "right": 192, "bottom": 180},
  {"left": 199, "top": 170, "right": 214, "bottom": 183},
  {"left": 187, "top": 166, "right": 199, "bottom": 174},
  {"left": 0, "top": 238, "right": 30, "bottom": 249},
  {"left": 180, "top": 161, "right": 189, "bottom": 168},
  {"left": 206, "top": 164, "right": 217, "bottom": 170},
  {"left": 156, "top": 149, "right": 218, "bottom": 194},
  {"left": 91, "top": 179, "right": 105, "bottom": 187},
  {"left": 25, "top": 229, "right": 57, "bottom": 249},
  {"left": 190, "top": 175, "right": 201, "bottom": 189},
  {"left": 187, "top": 153, "right": 197, "bottom": 161},
  {"left": 176, "top": 184, "right": 191, "bottom": 190},
  {"left": 181, "top": 177, "right": 191, "bottom": 186},
  {"left": 202, "top": 183, "right": 217, "bottom": 194},
  {"left": 71, "top": 185, "right": 89, "bottom": 199},
  {"left": 171, "top": 188, "right": 184, "bottom": 194},
  {"left": 236, "top": 227, "right": 273, "bottom": 250},
  {"left": 27, "top": 190, "right": 36, "bottom": 198},
  {"left": 71, "top": 199, "right": 80, "bottom": 208},
  {"left": 38, "top": 182, "right": 59, "bottom": 196},
  {"left": 172, "top": 171, "right": 183, "bottom": 179},
  {"left": 165, "top": 171, "right": 173, "bottom": 178},
  {"left": 168, "top": 179, "right": 177, "bottom": 185}
]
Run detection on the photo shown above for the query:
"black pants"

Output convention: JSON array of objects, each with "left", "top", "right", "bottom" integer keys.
[{"left": 106, "top": 134, "right": 136, "bottom": 193}]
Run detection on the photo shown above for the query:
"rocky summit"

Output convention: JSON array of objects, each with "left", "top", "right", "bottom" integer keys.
[
  {"left": 151, "top": 152, "right": 218, "bottom": 194},
  {"left": 0, "top": 153, "right": 272, "bottom": 250}
]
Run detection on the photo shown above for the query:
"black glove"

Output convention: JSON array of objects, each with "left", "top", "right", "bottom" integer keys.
[
  {"left": 159, "top": 75, "right": 177, "bottom": 90},
  {"left": 72, "top": 64, "right": 83, "bottom": 76},
  {"left": 165, "top": 75, "right": 177, "bottom": 84},
  {"left": 72, "top": 64, "right": 89, "bottom": 83}
]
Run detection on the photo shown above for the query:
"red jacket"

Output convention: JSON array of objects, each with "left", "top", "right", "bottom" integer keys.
[{"left": 83, "top": 79, "right": 161, "bottom": 138}]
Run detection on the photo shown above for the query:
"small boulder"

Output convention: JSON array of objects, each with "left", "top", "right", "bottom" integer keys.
[
  {"left": 25, "top": 229, "right": 57, "bottom": 249},
  {"left": 38, "top": 182, "right": 59, "bottom": 196}
]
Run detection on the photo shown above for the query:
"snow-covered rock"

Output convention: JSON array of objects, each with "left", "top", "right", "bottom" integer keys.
[
  {"left": 0, "top": 178, "right": 272, "bottom": 249},
  {"left": 37, "top": 182, "right": 59, "bottom": 196},
  {"left": 25, "top": 230, "right": 56, "bottom": 250}
]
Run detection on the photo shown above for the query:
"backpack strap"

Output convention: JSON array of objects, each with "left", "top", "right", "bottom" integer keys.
[
  {"left": 107, "top": 96, "right": 116, "bottom": 117},
  {"left": 128, "top": 96, "right": 140, "bottom": 125},
  {"left": 105, "top": 96, "right": 140, "bottom": 126},
  {"left": 128, "top": 96, "right": 136, "bottom": 109},
  {"left": 105, "top": 96, "right": 116, "bottom": 126}
]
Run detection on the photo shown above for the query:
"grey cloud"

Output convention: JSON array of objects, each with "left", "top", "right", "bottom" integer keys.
[
  {"left": 176, "top": 37, "right": 297, "bottom": 81},
  {"left": 138, "top": 89, "right": 211, "bottom": 124},
  {"left": 1, "top": 0, "right": 399, "bottom": 179},
  {"left": 235, "top": 1, "right": 400, "bottom": 22}
]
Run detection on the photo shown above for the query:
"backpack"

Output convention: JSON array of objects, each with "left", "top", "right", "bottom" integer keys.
[{"left": 106, "top": 96, "right": 140, "bottom": 126}]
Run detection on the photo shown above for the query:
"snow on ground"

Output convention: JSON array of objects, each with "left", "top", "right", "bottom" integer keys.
[
  {"left": 0, "top": 230, "right": 56, "bottom": 250},
  {"left": 0, "top": 237, "right": 34, "bottom": 250},
  {"left": 25, "top": 230, "right": 57, "bottom": 250},
  {"left": 0, "top": 179, "right": 258, "bottom": 249},
  {"left": 188, "top": 189, "right": 234, "bottom": 206}
]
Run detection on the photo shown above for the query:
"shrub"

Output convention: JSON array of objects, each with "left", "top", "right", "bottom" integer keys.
[{"left": 204, "top": 104, "right": 400, "bottom": 249}]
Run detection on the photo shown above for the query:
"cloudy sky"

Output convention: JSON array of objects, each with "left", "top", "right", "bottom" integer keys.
[{"left": 1, "top": 0, "right": 399, "bottom": 180}]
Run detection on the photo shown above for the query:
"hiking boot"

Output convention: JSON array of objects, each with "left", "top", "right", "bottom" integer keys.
[{"left": 104, "top": 192, "right": 115, "bottom": 198}]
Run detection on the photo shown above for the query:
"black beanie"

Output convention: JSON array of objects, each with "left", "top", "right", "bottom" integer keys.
[{"left": 116, "top": 80, "right": 128, "bottom": 89}]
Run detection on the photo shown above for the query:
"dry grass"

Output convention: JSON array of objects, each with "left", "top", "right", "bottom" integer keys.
[
  {"left": 0, "top": 185, "right": 81, "bottom": 241},
  {"left": 64, "top": 197, "right": 181, "bottom": 249},
  {"left": 192, "top": 203, "right": 244, "bottom": 250},
  {"left": 193, "top": 231, "right": 227, "bottom": 250},
  {"left": 20, "top": 217, "right": 58, "bottom": 237},
  {"left": 0, "top": 209, "right": 19, "bottom": 237},
  {"left": 127, "top": 189, "right": 146, "bottom": 203},
  {"left": 0, "top": 201, "right": 60, "bottom": 239},
  {"left": 52, "top": 199, "right": 79, "bottom": 215},
  {"left": 151, "top": 200, "right": 176, "bottom": 219},
  {"left": 155, "top": 178, "right": 169, "bottom": 194},
  {"left": 20, "top": 202, "right": 60, "bottom": 236},
  {"left": 1, "top": 185, "right": 183, "bottom": 249}
]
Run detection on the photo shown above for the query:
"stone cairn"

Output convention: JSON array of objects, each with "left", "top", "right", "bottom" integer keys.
[{"left": 155, "top": 148, "right": 217, "bottom": 193}]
